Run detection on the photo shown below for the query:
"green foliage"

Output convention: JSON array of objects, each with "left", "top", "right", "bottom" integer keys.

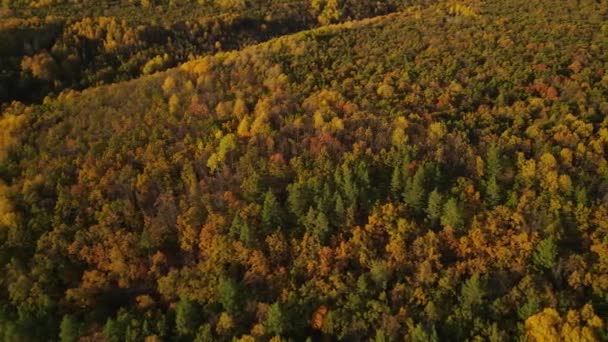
[
  {"left": 217, "top": 277, "right": 239, "bottom": 313},
  {"left": 533, "top": 238, "right": 558, "bottom": 270},
  {"left": 426, "top": 188, "right": 443, "bottom": 222},
  {"left": 485, "top": 176, "right": 501, "bottom": 206},
  {"left": 304, "top": 207, "right": 330, "bottom": 242},
  {"left": 175, "top": 299, "right": 201, "bottom": 337},
  {"left": 265, "top": 302, "right": 285, "bottom": 336},
  {"left": 404, "top": 165, "right": 427, "bottom": 213},
  {"left": 262, "top": 189, "right": 282, "bottom": 231},
  {"left": 410, "top": 323, "right": 438, "bottom": 342},
  {"left": 517, "top": 297, "right": 541, "bottom": 320},
  {"left": 103, "top": 317, "right": 123, "bottom": 342},
  {"left": 461, "top": 274, "right": 485, "bottom": 310},
  {"left": 194, "top": 324, "right": 213, "bottom": 342},
  {"left": 441, "top": 197, "right": 463, "bottom": 230},
  {"left": 485, "top": 144, "right": 502, "bottom": 178},
  {"left": 59, "top": 315, "right": 80, "bottom": 342}
]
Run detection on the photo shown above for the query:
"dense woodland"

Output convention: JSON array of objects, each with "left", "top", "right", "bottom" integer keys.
[
  {"left": 2, "top": 0, "right": 608, "bottom": 341},
  {"left": 0, "top": 0, "right": 416, "bottom": 104}
]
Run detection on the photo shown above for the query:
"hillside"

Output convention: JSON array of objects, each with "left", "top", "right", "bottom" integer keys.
[
  {"left": 0, "top": 0, "right": 413, "bottom": 104},
  {"left": 2, "top": 0, "right": 608, "bottom": 341}
]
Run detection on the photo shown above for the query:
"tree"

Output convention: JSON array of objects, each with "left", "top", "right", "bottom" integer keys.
[
  {"left": 265, "top": 302, "right": 285, "bottom": 336},
  {"left": 441, "top": 197, "right": 463, "bottom": 230},
  {"left": 533, "top": 238, "right": 557, "bottom": 270},
  {"left": 426, "top": 189, "right": 443, "bottom": 223},
  {"left": 194, "top": 324, "right": 213, "bottom": 342},
  {"left": 333, "top": 194, "right": 345, "bottom": 223},
  {"left": 311, "top": 0, "right": 342, "bottom": 25},
  {"left": 304, "top": 207, "right": 330, "bottom": 242},
  {"left": 262, "top": 190, "right": 282, "bottom": 231},
  {"left": 485, "top": 144, "right": 502, "bottom": 178},
  {"left": 230, "top": 215, "right": 252, "bottom": 245},
  {"left": 104, "top": 317, "right": 123, "bottom": 342},
  {"left": 215, "top": 0, "right": 246, "bottom": 10},
  {"left": 175, "top": 299, "right": 200, "bottom": 337},
  {"left": 460, "top": 274, "right": 484, "bottom": 312},
  {"left": 21, "top": 51, "right": 57, "bottom": 81},
  {"left": 390, "top": 165, "right": 402, "bottom": 197},
  {"left": 218, "top": 278, "right": 239, "bottom": 314},
  {"left": 410, "top": 323, "right": 438, "bottom": 342},
  {"left": 59, "top": 315, "right": 80, "bottom": 342},
  {"left": 525, "top": 306, "right": 604, "bottom": 342},
  {"left": 524, "top": 308, "right": 562, "bottom": 342},
  {"left": 404, "top": 166, "right": 427, "bottom": 213},
  {"left": 485, "top": 176, "right": 501, "bottom": 206}
]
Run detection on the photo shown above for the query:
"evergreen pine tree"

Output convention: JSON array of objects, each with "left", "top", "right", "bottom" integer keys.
[
  {"left": 486, "top": 144, "right": 502, "bottom": 178},
  {"left": 441, "top": 197, "right": 463, "bottom": 229},
  {"left": 404, "top": 166, "right": 426, "bottom": 212},
  {"left": 175, "top": 299, "right": 200, "bottom": 337},
  {"left": 262, "top": 189, "right": 282, "bottom": 231},
  {"left": 485, "top": 176, "right": 501, "bottom": 206},
  {"left": 59, "top": 315, "right": 80, "bottom": 342},
  {"left": 532, "top": 237, "right": 557, "bottom": 270},
  {"left": 391, "top": 165, "right": 402, "bottom": 198},
  {"left": 218, "top": 278, "right": 239, "bottom": 313},
  {"left": 265, "top": 302, "right": 285, "bottom": 336},
  {"left": 426, "top": 189, "right": 444, "bottom": 223}
]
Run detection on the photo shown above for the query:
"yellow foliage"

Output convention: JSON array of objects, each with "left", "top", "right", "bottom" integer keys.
[
  {"left": 330, "top": 117, "right": 344, "bottom": 132},
  {"left": 448, "top": 1, "right": 479, "bottom": 17},
  {"left": 539, "top": 153, "right": 557, "bottom": 172},
  {"left": 525, "top": 308, "right": 562, "bottom": 342},
  {"left": 236, "top": 335, "right": 256, "bottom": 342},
  {"left": 136, "top": 295, "right": 155, "bottom": 309},
  {"left": 215, "top": 0, "right": 245, "bottom": 10},
  {"left": 237, "top": 115, "right": 252, "bottom": 137},
  {"left": 558, "top": 174, "right": 572, "bottom": 193},
  {"left": 377, "top": 83, "right": 395, "bottom": 98},
  {"left": 176, "top": 207, "right": 201, "bottom": 251},
  {"left": 250, "top": 323, "right": 265, "bottom": 337},
  {"left": 169, "top": 94, "right": 180, "bottom": 114},
  {"left": 313, "top": 110, "right": 326, "bottom": 129},
  {"left": 391, "top": 127, "right": 408, "bottom": 147},
  {"left": 162, "top": 76, "right": 177, "bottom": 94},
  {"left": 560, "top": 148, "right": 573, "bottom": 167},
  {"left": 144, "top": 335, "right": 161, "bottom": 342},
  {"left": 250, "top": 113, "right": 270, "bottom": 136},
  {"left": 0, "top": 182, "right": 17, "bottom": 228},
  {"left": 21, "top": 51, "right": 56, "bottom": 80},
  {"left": 0, "top": 108, "right": 28, "bottom": 161},
  {"left": 428, "top": 122, "right": 447, "bottom": 140},
  {"left": 542, "top": 171, "right": 559, "bottom": 193},
  {"left": 311, "top": 0, "right": 342, "bottom": 25},
  {"left": 217, "top": 312, "right": 235, "bottom": 334},
  {"left": 526, "top": 306, "right": 603, "bottom": 342},
  {"left": 233, "top": 98, "right": 249, "bottom": 119},
  {"left": 519, "top": 158, "right": 536, "bottom": 184},
  {"left": 475, "top": 156, "right": 485, "bottom": 177}
]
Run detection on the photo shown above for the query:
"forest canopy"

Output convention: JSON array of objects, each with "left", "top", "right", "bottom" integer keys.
[{"left": 2, "top": 0, "right": 608, "bottom": 341}]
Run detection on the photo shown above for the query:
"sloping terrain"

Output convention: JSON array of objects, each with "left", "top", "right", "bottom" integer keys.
[
  {"left": 0, "top": 0, "right": 411, "bottom": 104},
  {"left": 2, "top": 0, "right": 608, "bottom": 340}
]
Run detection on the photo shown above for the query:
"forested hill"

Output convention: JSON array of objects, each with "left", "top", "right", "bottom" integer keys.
[
  {"left": 2, "top": 0, "right": 608, "bottom": 341},
  {"left": 0, "top": 0, "right": 415, "bottom": 104}
]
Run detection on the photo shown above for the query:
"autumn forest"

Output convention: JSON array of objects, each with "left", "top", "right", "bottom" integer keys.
[{"left": 1, "top": 0, "right": 608, "bottom": 341}]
